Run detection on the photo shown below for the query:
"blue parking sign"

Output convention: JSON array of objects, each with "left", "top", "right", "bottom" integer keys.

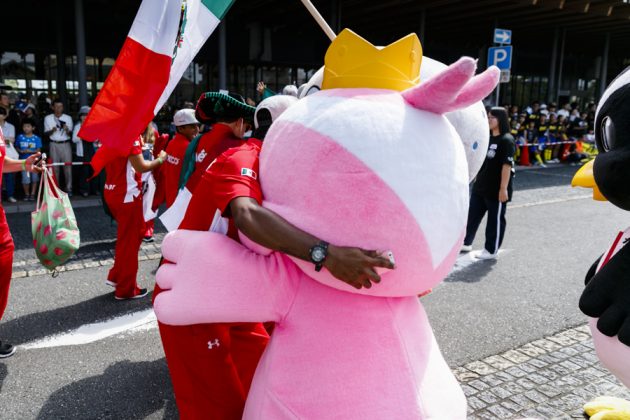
[{"left": 487, "top": 46, "right": 512, "bottom": 70}]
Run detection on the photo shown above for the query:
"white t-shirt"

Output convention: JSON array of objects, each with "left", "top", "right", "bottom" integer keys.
[
  {"left": 72, "top": 122, "right": 84, "bottom": 157},
  {"left": 0, "top": 121, "right": 15, "bottom": 142},
  {"left": 44, "top": 113, "right": 74, "bottom": 142}
]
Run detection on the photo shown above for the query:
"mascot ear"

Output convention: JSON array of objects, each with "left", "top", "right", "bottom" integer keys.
[{"left": 402, "top": 57, "right": 500, "bottom": 114}]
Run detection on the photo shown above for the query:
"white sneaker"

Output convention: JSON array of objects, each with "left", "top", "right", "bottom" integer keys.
[
  {"left": 476, "top": 249, "right": 498, "bottom": 260},
  {"left": 460, "top": 244, "right": 473, "bottom": 253},
  {"left": 7, "top": 197, "right": 17, "bottom": 203}
]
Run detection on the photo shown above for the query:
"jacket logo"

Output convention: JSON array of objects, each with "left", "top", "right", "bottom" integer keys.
[
  {"left": 241, "top": 168, "right": 257, "bottom": 180},
  {"left": 166, "top": 155, "right": 180, "bottom": 165},
  {"left": 196, "top": 149, "right": 207, "bottom": 163},
  {"left": 208, "top": 339, "right": 220, "bottom": 350},
  {"left": 104, "top": 184, "right": 116, "bottom": 191}
]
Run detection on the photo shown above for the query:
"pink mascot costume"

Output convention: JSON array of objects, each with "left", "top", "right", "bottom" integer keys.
[{"left": 155, "top": 29, "right": 499, "bottom": 419}]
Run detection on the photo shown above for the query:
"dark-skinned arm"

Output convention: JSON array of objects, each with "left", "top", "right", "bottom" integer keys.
[
  {"left": 229, "top": 197, "right": 394, "bottom": 290},
  {"left": 129, "top": 150, "right": 167, "bottom": 174}
]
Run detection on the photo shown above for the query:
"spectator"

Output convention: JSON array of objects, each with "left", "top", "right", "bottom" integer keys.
[
  {"left": 557, "top": 103, "right": 571, "bottom": 118},
  {"left": 44, "top": 99, "right": 74, "bottom": 195},
  {"left": 569, "top": 111, "right": 588, "bottom": 139},
  {"left": 0, "top": 126, "right": 44, "bottom": 358},
  {"left": 22, "top": 103, "right": 43, "bottom": 138},
  {"left": 525, "top": 119, "right": 545, "bottom": 167},
  {"left": 0, "top": 108, "right": 17, "bottom": 203},
  {"left": 566, "top": 142, "right": 589, "bottom": 166},
  {"left": 547, "top": 113, "right": 561, "bottom": 163},
  {"left": 72, "top": 106, "right": 98, "bottom": 197},
  {"left": 528, "top": 101, "right": 540, "bottom": 123},
  {"left": 539, "top": 103, "right": 549, "bottom": 116},
  {"left": 0, "top": 92, "right": 21, "bottom": 131},
  {"left": 462, "top": 107, "right": 515, "bottom": 259},
  {"left": 15, "top": 119, "right": 42, "bottom": 201}
]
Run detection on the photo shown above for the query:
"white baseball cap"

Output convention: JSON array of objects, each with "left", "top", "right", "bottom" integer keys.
[{"left": 173, "top": 109, "right": 200, "bottom": 126}]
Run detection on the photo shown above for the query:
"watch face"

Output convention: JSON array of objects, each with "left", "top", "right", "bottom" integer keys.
[{"left": 312, "top": 247, "right": 325, "bottom": 262}]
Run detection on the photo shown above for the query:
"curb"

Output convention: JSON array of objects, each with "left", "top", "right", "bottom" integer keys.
[
  {"left": 3, "top": 197, "right": 103, "bottom": 214},
  {"left": 11, "top": 252, "right": 163, "bottom": 279}
]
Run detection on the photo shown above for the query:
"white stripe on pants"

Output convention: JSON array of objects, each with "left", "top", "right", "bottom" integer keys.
[
  {"left": 50, "top": 141, "right": 73, "bottom": 192},
  {"left": 494, "top": 202, "right": 503, "bottom": 254}
]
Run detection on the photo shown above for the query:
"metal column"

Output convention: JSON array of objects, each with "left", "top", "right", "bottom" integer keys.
[
  {"left": 218, "top": 21, "right": 227, "bottom": 90},
  {"left": 55, "top": 0, "right": 67, "bottom": 104},
  {"left": 556, "top": 28, "right": 566, "bottom": 102},
  {"left": 74, "top": 0, "right": 88, "bottom": 107},
  {"left": 419, "top": 9, "right": 426, "bottom": 45},
  {"left": 330, "top": 0, "right": 341, "bottom": 34},
  {"left": 547, "top": 28, "right": 559, "bottom": 104},
  {"left": 599, "top": 32, "right": 611, "bottom": 99}
]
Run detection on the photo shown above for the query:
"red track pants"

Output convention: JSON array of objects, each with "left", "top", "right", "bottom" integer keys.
[
  {"left": 0, "top": 207, "right": 14, "bottom": 321},
  {"left": 105, "top": 194, "right": 145, "bottom": 298},
  {"left": 154, "top": 285, "right": 269, "bottom": 420}
]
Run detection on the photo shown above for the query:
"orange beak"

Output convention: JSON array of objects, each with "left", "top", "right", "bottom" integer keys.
[{"left": 571, "top": 159, "right": 607, "bottom": 201}]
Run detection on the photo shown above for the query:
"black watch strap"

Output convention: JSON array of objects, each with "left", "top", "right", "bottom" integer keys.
[{"left": 309, "top": 241, "right": 329, "bottom": 272}]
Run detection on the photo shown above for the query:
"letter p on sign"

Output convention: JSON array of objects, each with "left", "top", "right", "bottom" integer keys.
[{"left": 487, "top": 46, "right": 512, "bottom": 70}]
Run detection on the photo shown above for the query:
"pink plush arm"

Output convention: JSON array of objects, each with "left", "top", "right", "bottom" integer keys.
[{"left": 154, "top": 230, "right": 300, "bottom": 326}]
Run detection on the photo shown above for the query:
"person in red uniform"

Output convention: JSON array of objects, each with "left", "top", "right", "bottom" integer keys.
[
  {"left": 156, "top": 96, "right": 394, "bottom": 419},
  {"left": 181, "top": 91, "right": 255, "bottom": 194},
  {"left": 104, "top": 137, "right": 166, "bottom": 299},
  {"left": 0, "top": 127, "right": 43, "bottom": 357},
  {"left": 153, "top": 109, "right": 199, "bottom": 210}
]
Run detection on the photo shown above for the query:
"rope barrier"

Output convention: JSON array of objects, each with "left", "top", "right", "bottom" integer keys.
[{"left": 44, "top": 162, "right": 91, "bottom": 167}]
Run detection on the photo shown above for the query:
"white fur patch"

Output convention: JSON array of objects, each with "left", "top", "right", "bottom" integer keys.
[
  {"left": 277, "top": 91, "right": 469, "bottom": 267},
  {"left": 598, "top": 67, "right": 630, "bottom": 119}
]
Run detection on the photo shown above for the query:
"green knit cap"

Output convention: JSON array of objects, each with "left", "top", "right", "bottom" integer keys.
[{"left": 195, "top": 91, "right": 255, "bottom": 124}]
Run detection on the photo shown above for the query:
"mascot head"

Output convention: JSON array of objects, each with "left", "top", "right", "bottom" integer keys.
[{"left": 250, "top": 30, "right": 499, "bottom": 297}]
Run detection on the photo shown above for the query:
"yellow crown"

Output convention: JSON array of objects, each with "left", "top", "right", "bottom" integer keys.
[{"left": 322, "top": 29, "right": 422, "bottom": 92}]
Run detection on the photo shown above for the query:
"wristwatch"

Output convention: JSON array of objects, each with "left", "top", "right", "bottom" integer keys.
[{"left": 309, "top": 241, "right": 329, "bottom": 272}]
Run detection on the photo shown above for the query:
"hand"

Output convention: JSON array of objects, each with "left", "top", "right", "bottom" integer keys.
[
  {"left": 579, "top": 242, "right": 630, "bottom": 345},
  {"left": 257, "top": 81, "right": 266, "bottom": 95},
  {"left": 25, "top": 152, "right": 44, "bottom": 173},
  {"left": 158, "top": 150, "right": 167, "bottom": 161},
  {"left": 498, "top": 189, "right": 509, "bottom": 203},
  {"left": 324, "top": 245, "right": 395, "bottom": 290}
]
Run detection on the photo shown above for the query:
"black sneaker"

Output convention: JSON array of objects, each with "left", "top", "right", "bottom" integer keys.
[
  {"left": 114, "top": 288, "right": 149, "bottom": 301},
  {"left": 0, "top": 341, "right": 16, "bottom": 358},
  {"left": 142, "top": 236, "right": 154, "bottom": 243}
]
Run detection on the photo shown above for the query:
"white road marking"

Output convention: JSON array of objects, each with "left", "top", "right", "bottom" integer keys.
[
  {"left": 510, "top": 194, "right": 591, "bottom": 209},
  {"left": 22, "top": 308, "right": 157, "bottom": 350}
]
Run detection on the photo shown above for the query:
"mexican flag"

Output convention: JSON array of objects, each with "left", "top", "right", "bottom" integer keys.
[{"left": 79, "top": 0, "right": 235, "bottom": 174}]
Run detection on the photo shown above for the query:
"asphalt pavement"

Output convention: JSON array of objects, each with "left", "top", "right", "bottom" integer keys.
[{"left": 0, "top": 163, "right": 628, "bottom": 419}]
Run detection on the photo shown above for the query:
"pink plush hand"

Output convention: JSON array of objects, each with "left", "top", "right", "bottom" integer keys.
[{"left": 154, "top": 230, "right": 299, "bottom": 326}]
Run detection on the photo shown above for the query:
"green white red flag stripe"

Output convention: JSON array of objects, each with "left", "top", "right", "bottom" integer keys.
[{"left": 79, "top": 0, "right": 235, "bottom": 174}]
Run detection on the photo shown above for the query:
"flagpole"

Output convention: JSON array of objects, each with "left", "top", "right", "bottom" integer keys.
[{"left": 299, "top": 0, "right": 337, "bottom": 41}]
